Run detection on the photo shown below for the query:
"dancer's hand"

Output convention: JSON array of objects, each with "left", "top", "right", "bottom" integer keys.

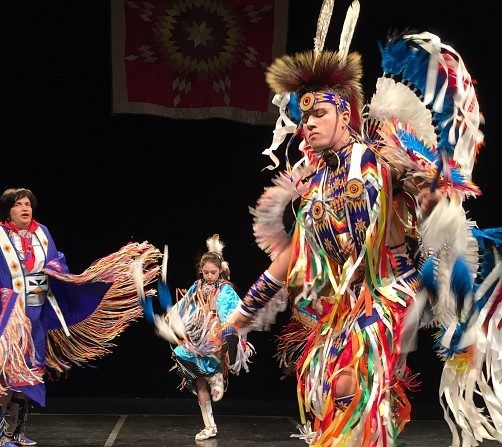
[
  {"left": 153, "top": 314, "right": 186, "bottom": 345},
  {"left": 228, "top": 309, "right": 253, "bottom": 332},
  {"left": 417, "top": 187, "right": 443, "bottom": 218}
]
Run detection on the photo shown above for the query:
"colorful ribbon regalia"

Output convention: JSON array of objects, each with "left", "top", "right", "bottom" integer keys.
[{"left": 249, "top": 2, "right": 501, "bottom": 445}]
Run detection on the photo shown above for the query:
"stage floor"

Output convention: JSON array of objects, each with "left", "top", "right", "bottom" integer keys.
[{"left": 24, "top": 399, "right": 500, "bottom": 447}]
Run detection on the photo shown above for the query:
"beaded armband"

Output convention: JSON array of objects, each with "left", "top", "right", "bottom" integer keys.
[{"left": 238, "top": 270, "right": 284, "bottom": 317}]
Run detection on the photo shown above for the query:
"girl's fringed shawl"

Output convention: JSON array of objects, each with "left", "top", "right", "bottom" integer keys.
[
  {"left": 44, "top": 241, "right": 161, "bottom": 373},
  {"left": 174, "top": 290, "right": 225, "bottom": 359}
]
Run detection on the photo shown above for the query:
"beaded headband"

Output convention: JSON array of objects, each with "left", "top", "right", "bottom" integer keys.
[{"left": 299, "top": 91, "right": 350, "bottom": 114}]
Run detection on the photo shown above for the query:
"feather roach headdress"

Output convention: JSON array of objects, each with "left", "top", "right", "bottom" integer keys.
[
  {"left": 266, "top": 50, "right": 364, "bottom": 131},
  {"left": 262, "top": 0, "right": 362, "bottom": 170}
]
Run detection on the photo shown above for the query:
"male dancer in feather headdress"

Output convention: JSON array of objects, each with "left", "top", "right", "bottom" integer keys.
[{"left": 229, "top": 1, "right": 501, "bottom": 446}]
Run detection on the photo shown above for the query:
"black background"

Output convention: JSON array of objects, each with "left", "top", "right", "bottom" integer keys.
[{"left": 3, "top": 0, "right": 500, "bottom": 418}]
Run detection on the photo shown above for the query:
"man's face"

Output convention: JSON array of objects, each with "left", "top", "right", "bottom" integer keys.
[{"left": 301, "top": 102, "right": 348, "bottom": 153}]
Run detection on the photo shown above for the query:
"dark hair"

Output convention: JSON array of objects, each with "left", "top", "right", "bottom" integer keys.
[
  {"left": 198, "top": 251, "right": 231, "bottom": 281},
  {"left": 0, "top": 188, "right": 37, "bottom": 221}
]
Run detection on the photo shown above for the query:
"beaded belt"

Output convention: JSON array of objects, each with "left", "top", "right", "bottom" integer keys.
[{"left": 25, "top": 273, "right": 48, "bottom": 307}]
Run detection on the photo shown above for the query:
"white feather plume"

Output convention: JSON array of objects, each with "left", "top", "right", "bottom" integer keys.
[
  {"left": 229, "top": 338, "right": 256, "bottom": 375},
  {"left": 338, "top": 0, "right": 360, "bottom": 62},
  {"left": 130, "top": 259, "right": 145, "bottom": 301},
  {"left": 206, "top": 234, "right": 224, "bottom": 256},
  {"left": 153, "top": 305, "right": 187, "bottom": 345},
  {"left": 251, "top": 168, "right": 310, "bottom": 260},
  {"left": 153, "top": 314, "right": 179, "bottom": 345},
  {"left": 420, "top": 198, "right": 470, "bottom": 256},
  {"left": 401, "top": 288, "right": 429, "bottom": 354},
  {"left": 368, "top": 77, "right": 437, "bottom": 147},
  {"left": 168, "top": 308, "right": 187, "bottom": 342},
  {"left": 161, "top": 244, "right": 168, "bottom": 284},
  {"left": 154, "top": 306, "right": 187, "bottom": 345},
  {"left": 314, "top": 0, "right": 335, "bottom": 57}
]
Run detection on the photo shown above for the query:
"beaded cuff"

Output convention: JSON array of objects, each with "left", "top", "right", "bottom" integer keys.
[{"left": 238, "top": 270, "right": 284, "bottom": 317}]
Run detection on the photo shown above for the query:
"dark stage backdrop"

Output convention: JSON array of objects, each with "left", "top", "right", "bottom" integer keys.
[{"left": 4, "top": 1, "right": 500, "bottom": 419}]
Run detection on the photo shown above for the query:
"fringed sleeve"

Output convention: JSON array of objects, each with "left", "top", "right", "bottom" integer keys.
[{"left": 43, "top": 241, "right": 162, "bottom": 373}]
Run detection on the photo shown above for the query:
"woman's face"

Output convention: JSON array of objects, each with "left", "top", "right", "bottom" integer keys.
[
  {"left": 200, "top": 261, "right": 221, "bottom": 284},
  {"left": 10, "top": 196, "right": 33, "bottom": 229}
]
